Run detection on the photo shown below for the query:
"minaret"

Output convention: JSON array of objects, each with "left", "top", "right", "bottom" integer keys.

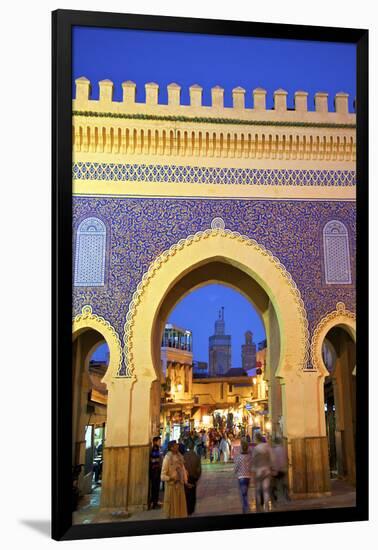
[
  {"left": 214, "top": 307, "right": 225, "bottom": 335},
  {"left": 241, "top": 330, "right": 256, "bottom": 372},
  {"left": 209, "top": 307, "right": 232, "bottom": 376}
]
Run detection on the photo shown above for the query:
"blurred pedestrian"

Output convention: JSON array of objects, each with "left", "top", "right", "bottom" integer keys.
[
  {"left": 178, "top": 437, "right": 186, "bottom": 456},
  {"left": 212, "top": 439, "right": 220, "bottom": 462},
  {"left": 252, "top": 432, "right": 274, "bottom": 512},
  {"left": 161, "top": 441, "right": 188, "bottom": 518},
  {"left": 234, "top": 439, "right": 253, "bottom": 513},
  {"left": 220, "top": 433, "right": 231, "bottom": 463},
  {"left": 149, "top": 436, "right": 162, "bottom": 509},
  {"left": 201, "top": 430, "right": 209, "bottom": 459},
  {"left": 271, "top": 436, "right": 289, "bottom": 503},
  {"left": 184, "top": 439, "right": 202, "bottom": 515}
]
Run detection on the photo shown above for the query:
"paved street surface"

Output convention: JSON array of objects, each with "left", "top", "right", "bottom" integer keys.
[{"left": 73, "top": 461, "right": 356, "bottom": 525}]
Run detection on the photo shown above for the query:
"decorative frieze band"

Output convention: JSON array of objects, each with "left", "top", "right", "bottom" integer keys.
[
  {"left": 72, "top": 162, "right": 356, "bottom": 187},
  {"left": 73, "top": 123, "right": 356, "bottom": 161}
]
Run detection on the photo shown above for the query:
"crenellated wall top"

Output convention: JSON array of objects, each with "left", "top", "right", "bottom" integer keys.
[
  {"left": 73, "top": 77, "right": 355, "bottom": 127},
  {"left": 72, "top": 77, "right": 356, "bottom": 200}
]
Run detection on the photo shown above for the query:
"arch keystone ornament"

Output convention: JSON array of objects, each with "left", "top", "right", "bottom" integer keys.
[
  {"left": 311, "top": 301, "right": 356, "bottom": 375},
  {"left": 73, "top": 305, "right": 123, "bottom": 383},
  {"left": 211, "top": 216, "right": 226, "bottom": 230}
]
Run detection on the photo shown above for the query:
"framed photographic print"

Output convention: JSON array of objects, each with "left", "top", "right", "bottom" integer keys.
[{"left": 52, "top": 9, "right": 368, "bottom": 541}]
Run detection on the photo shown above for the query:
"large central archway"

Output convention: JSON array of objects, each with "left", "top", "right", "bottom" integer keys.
[
  {"left": 99, "top": 227, "right": 338, "bottom": 512},
  {"left": 124, "top": 228, "right": 309, "bottom": 384}
]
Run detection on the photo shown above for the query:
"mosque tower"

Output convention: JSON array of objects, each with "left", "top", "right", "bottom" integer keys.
[
  {"left": 241, "top": 330, "right": 257, "bottom": 373},
  {"left": 209, "top": 307, "right": 232, "bottom": 376}
]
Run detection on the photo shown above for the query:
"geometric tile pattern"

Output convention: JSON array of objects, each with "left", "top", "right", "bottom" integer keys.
[
  {"left": 72, "top": 162, "right": 356, "bottom": 187},
  {"left": 323, "top": 220, "right": 352, "bottom": 284},
  {"left": 74, "top": 217, "right": 106, "bottom": 287},
  {"left": 72, "top": 197, "right": 356, "bottom": 371}
]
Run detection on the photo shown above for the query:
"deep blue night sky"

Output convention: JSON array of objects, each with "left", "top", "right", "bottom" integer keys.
[
  {"left": 74, "top": 26, "right": 355, "bottom": 364},
  {"left": 167, "top": 284, "right": 265, "bottom": 367},
  {"left": 73, "top": 27, "right": 356, "bottom": 110}
]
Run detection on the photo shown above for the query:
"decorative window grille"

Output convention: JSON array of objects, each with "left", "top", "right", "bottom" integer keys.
[
  {"left": 323, "top": 220, "right": 351, "bottom": 284},
  {"left": 74, "top": 217, "right": 106, "bottom": 286}
]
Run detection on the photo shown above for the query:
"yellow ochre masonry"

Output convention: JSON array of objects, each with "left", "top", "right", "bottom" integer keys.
[{"left": 73, "top": 78, "right": 355, "bottom": 201}]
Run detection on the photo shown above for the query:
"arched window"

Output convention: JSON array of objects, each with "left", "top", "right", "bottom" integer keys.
[
  {"left": 323, "top": 220, "right": 351, "bottom": 285},
  {"left": 74, "top": 217, "right": 106, "bottom": 286}
]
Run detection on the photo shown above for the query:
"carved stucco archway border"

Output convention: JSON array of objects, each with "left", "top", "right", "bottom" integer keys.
[
  {"left": 310, "top": 301, "right": 356, "bottom": 377},
  {"left": 121, "top": 228, "right": 310, "bottom": 378},
  {"left": 73, "top": 305, "right": 123, "bottom": 384}
]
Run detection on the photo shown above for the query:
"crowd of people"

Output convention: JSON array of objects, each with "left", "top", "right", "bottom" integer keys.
[{"left": 149, "top": 428, "right": 289, "bottom": 518}]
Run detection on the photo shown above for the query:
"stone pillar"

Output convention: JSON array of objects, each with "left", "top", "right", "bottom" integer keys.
[
  {"left": 283, "top": 371, "right": 330, "bottom": 498},
  {"left": 264, "top": 300, "right": 331, "bottom": 498},
  {"left": 127, "top": 376, "right": 155, "bottom": 510},
  {"left": 264, "top": 303, "right": 282, "bottom": 438},
  {"left": 100, "top": 378, "right": 134, "bottom": 513},
  {"left": 150, "top": 379, "right": 161, "bottom": 439},
  {"left": 101, "top": 374, "right": 154, "bottom": 513}
]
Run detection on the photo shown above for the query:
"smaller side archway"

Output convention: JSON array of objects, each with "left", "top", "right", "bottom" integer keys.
[
  {"left": 311, "top": 302, "right": 356, "bottom": 485},
  {"left": 73, "top": 305, "right": 123, "bottom": 384},
  {"left": 73, "top": 306, "right": 134, "bottom": 512},
  {"left": 311, "top": 302, "right": 356, "bottom": 376}
]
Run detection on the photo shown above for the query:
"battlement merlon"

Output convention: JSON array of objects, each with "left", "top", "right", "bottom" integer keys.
[{"left": 73, "top": 77, "right": 356, "bottom": 125}]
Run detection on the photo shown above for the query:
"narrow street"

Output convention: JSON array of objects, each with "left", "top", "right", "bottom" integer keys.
[{"left": 73, "top": 461, "right": 356, "bottom": 525}]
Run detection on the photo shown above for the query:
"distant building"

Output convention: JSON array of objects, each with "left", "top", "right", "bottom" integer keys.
[
  {"left": 241, "top": 330, "right": 257, "bottom": 372},
  {"left": 193, "top": 360, "right": 208, "bottom": 376},
  {"left": 160, "top": 323, "right": 194, "bottom": 440},
  {"left": 209, "top": 307, "right": 232, "bottom": 376},
  {"left": 256, "top": 339, "right": 267, "bottom": 374}
]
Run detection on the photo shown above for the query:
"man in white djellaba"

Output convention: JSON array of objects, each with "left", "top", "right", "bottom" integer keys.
[{"left": 219, "top": 433, "right": 231, "bottom": 463}]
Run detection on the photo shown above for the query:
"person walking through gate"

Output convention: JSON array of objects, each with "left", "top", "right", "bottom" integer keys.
[
  {"left": 252, "top": 432, "right": 274, "bottom": 512},
  {"left": 234, "top": 439, "right": 253, "bottom": 513},
  {"left": 161, "top": 441, "right": 188, "bottom": 518},
  {"left": 220, "top": 433, "right": 231, "bottom": 463},
  {"left": 184, "top": 439, "right": 202, "bottom": 515},
  {"left": 271, "top": 436, "right": 289, "bottom": 504},
  {"left": 149, "top": 436, "right": 162, "bottom": 509}
]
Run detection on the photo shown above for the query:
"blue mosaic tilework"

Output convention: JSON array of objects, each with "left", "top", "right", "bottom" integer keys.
[
  {"left": 72, "top": 198, "right": 356, "bottom": 358},
  {"left": 72, "top": 162, "right": 356, "bottom": 187}
]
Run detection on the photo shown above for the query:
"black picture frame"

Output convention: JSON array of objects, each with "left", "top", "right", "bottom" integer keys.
[{"left": 52, "top": 9, "right": 368, "bottom": 541}]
